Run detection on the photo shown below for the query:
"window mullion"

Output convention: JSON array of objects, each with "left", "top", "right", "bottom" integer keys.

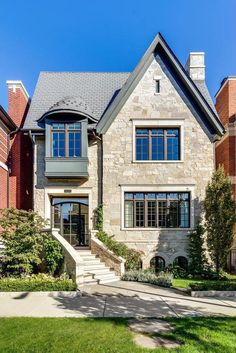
[
  {"left": 164, "top": 129, "right": 167, "bottom": 160},
  {"left": 149, "top": 130, "right": 152, "bottom": 160}
]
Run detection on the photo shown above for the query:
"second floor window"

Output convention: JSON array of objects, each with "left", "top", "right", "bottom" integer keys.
[
  {"left": 136, "top": 127, "right": 180, "bottom": 161},
  {"left": 52, "top": 123, "right": 81, "bottom": 157}
]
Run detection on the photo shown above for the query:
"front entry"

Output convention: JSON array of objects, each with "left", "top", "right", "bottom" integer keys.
[{"left": 52, "top": 197, "right": 89, "bottom": 246}]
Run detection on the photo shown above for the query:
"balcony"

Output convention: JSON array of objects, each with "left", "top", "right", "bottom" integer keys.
[{"left": 45, "top": 157, "right": 89, "bottom": 178}]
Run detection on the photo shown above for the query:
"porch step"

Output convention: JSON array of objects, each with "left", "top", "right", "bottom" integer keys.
[{"left": 76, "top": 249, "right": 120, "bottom": 285}]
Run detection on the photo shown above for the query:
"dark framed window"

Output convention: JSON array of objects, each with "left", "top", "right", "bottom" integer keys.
[
  {"left": 135, "top": 128, "right": 180, "bottom": 161},
  {"left": 155, "top": 80, "right": 160, "bottom": 93},
  {"left": 174, "top": 256, "right": 188, "bottom": 270},
  {"left": 52, "top": 123, "right": 81, "bottom": 157},
  {"left": 150, "top": 256, "right": 165, "bottom": 273},
  {"left": 124, "top": 192, "right": 190, "bottom": 228}
]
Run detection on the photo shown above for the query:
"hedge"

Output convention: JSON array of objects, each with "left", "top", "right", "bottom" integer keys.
[
  {"left": 0, "top": 274, "right": 77, "bottom": 292},
  {"left": 189, "top": 281, "right": 236, "bottom": 291},
  {"left": 122, "top": 270, "right": 173, "bottom": 288}
]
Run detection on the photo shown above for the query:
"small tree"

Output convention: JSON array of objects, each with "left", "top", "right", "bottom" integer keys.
[
  {"left": 204, "top": 166, "right": 236, "bottom": 273},
  {"left": 0, "top": 208, "right": 47, "bottom": 276},
  {"left": 95, "top": 204, "right": 103, "bottom": 231},
  {"left": 188, "top": 219, "right": 207, "bottom": 275}
]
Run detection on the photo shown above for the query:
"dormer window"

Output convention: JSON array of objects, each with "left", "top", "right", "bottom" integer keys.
[{"left": 52, "top": 123, "right": 81, "bottom": 157}]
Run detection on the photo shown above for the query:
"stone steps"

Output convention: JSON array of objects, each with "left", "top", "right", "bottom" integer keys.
[{"left": 76, "top": 249, "right": 120, "bottom": 285}]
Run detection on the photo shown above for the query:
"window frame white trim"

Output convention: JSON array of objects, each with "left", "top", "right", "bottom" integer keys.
[
  {"left": 132, "top": 119, "right": 185, "bottom": 163},
  {"left": 120, "top": 184, "right": 195, "bottom": 231}
]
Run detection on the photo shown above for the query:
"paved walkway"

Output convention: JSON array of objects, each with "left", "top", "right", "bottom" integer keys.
[{"left": 0, "top": 281, "right": 236, "bottom": 318}]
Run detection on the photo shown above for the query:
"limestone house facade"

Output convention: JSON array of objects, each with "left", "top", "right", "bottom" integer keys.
[{"left": 23, "top": 33, "right": 224, "bottom": 271}]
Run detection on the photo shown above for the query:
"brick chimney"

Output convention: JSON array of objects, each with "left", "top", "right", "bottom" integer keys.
[
  {"left": 185, "top": 52, "right": 205, "bottom": 81},
  {"left": 6, "top": 80, "right": 29, "bottom": 127}
]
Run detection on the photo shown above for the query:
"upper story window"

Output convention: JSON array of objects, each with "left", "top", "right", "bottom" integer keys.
[
  {"left": 124, "top": 192, "right": 190, "bottom": 229},
  {"left": 52, "top": 123, "right": 81, "bottom": 158},
  {"left": 135, "top": 128, "right": 180, "bottom": 161}
]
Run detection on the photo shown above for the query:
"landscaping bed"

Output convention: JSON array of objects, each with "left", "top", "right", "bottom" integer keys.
[
  {"left": 0, "top": 317, "right": 235, "bottom": 353},
  {"left": 0, "top": 274, "right": 77, "bottom": 292}
]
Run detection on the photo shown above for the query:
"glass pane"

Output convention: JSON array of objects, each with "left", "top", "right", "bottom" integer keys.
[
  {"left": 124, "top": 201, "right": 134, "bottom": 228},
  {"left": 150, "top": 256, "right": 165, "bottom": 273},
  {"left": 147, "top": 201, "right": 156, "bottom": 227},
  {"left": 167, "top": 129, "right": 179, "bottom": 160},
  {"left": 135, "top": 201, "right": 144, "bottom": 227},
  {"left": 152, "top": 136, "right": 164, "bottom": 160},
  {"left": 151, "top": 129, "right": 164, "bottom": 135},
  {"left": 134, "top": 193, "right": 144, "bottom": 199},
  {"left": 157, "top": 193, "right": 167, "bottom": 200},
  {"left": 136, "top": 137, "right": 149, "bottom": 160},
  {"left": 168, "top": 201, "right": 178, "bottom": 227},
  {"left": 136, "top": 128, "right": 148, "bottom": 135},
  {"left": 68, "top": 131, "right": 81, "bottom": 157},
  {"left": 180, "top": 200, "right": 190, "bottom": 228},
  {"left": 158, "top": 200, "right": 167, "bottom": 227},
  {"left": 125, "top": 193, "right": 134, "bottom": 200},
  {"left": 147, "top": 193, "right": 156, "bottom": 200}
]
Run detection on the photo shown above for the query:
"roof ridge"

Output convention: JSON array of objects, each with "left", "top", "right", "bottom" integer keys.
[{"left": 39, "top": 71, "right": 130, "bottom": 74}]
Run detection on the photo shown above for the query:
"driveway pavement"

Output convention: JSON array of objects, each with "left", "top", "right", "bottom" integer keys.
[{"left": 0, "top": 281, "right": 235, "bottom": 318}]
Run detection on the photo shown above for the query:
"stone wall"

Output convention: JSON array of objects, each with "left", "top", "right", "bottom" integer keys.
[{"left": 102, "top": 55, "right": 215, "bottom": 268}]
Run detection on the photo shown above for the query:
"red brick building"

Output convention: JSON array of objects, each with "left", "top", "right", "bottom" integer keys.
[
  {"left": 215, "top": 76, "right": 236, "bottom": 271},
  {"left": 0, "top": 106, "right": 16, "bottom": 208},
  {"left": 0, "top": 81, "right": 33, "bottom": 210}
]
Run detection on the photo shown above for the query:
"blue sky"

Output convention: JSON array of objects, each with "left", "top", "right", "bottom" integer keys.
[{"left": 0, "top": 0, "right": 235, "bottom": 110}]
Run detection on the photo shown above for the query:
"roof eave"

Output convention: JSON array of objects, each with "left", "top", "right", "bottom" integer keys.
[{"left": 0, "top": 105, "right": 17, "bottom": 131}]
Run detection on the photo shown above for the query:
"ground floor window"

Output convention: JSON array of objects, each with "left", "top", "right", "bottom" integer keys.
[
  {"left": 174, "top": 256, "right": 188, "bottom": 270},
  {"left": 124, "top": 192, "right": 190, "bottom": 228},
  {"left": 150, "top": 256, "right": 165, "bottom": 273}
]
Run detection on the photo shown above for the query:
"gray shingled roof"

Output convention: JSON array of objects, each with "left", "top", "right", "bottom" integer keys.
[
  {"left": 194, "top": 80, "right": 218, "bottom": 115},
  {"left": 24, "top": 72, "right": 130, "bottom": 130}
]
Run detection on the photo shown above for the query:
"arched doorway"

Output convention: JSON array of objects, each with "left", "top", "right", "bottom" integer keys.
[
  {"left": 150, "top": 256, "right": 165, "bottom": 273},
  {"left": 52, "top": 197, "right": 89, "bottom": 246}
]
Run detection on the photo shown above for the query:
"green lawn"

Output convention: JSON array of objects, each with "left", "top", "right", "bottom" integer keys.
[
  {"left": 173, "top": 275, "right": 236, "bottom": 290},
  {"left": 0, "top": 317, "right": 235, "bottom": 353}
]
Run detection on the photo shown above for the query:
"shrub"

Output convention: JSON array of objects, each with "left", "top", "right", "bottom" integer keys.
[
  {"left": 0, "top": 208, "right": 47, "bottom": 276},
  {"left": 42, "top": 239, "right": 64, "bottom": 275},
  {"left": 165, "top": 264, "right": 188, "bottom": 279},
  {"left": 189, "top": 281, "right": 236, "bottom": 291},
  {"left": 122, "top": 269, "right": 173, "bottom": 287},
  {"left": 0, "top": 273, "right": 77, "bottom": 292},
  {"left": 188, "top": 220, "right": 208, "bottom": 275},
  {"left": 97, "top": 231, "right": 142, "bottom": 270},
  {"left": 94, "top": 204, "right": 103, "bottom": 232}
]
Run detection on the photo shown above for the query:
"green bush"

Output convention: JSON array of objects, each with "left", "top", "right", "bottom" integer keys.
[
  {"left": 165, "top": 264, "right": 188, "bottom": 278},
  {"left": 42, "top": 239, "right": 64, "bottom": 275},
  {"left": 97, "top": 231, "right": 142, "bottom": 270},
  {"left": 122, "top": 269, "right": 173, "bottom": 287},
  {"left": 190, "top": 281, "right": 236, "bottom": 291},
  {"left": 0, "top": 273, "right": 77, "bottom": 292},
  {"left": 0, "top": 208, "right": 47, "bottom": 276}
]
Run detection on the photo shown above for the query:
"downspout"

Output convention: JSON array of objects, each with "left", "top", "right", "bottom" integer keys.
[
  {"left": 91, "top": 129, "right": 103, "bottom": 205},
  {"left": 28, "top": 130, "right": 35, "bottom": 210}
]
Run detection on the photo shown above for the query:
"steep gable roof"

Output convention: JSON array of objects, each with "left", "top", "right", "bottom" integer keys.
[
  {"left": 97, "top": 33, "right": 224, "bottom": 136},
  {"left": 0, "top": 105, "right": 16, "bottom": 131}
]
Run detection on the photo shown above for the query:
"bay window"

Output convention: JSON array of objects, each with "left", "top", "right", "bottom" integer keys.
[{"left": 52, "top": 123, "right": 81, "bottom": 157}]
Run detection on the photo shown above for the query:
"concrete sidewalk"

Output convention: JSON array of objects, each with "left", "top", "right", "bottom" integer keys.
[{"left": 0, "top": 281, "right": 235, "bottom": 318}]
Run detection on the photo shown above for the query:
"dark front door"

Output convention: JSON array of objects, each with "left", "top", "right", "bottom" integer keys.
[{"left": 52, "top": 197, "right": 89, "bottom": 246}]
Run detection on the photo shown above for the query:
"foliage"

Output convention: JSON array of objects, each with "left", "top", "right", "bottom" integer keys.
[
  {"left": 97, "top": 230, "right": 142, "bottom": 270},
  {"left": 0, "top": 317, "right": 236, "bottom": 353},
  {"left": 94, "top": 204, "right": 103, "bottom": 231},
  {"left": 165, "top": 264, "right": 188, "bottom": 278},
  {"left": 204, "top": 166, "right": 236, "bottom": 273},
  {"left": 122, "top": 269, "right": 173, "bottom": 287},
  {"left": 42, "top": 239, "right": 64, "bottom": 275},
  {"left": 0, "top": 208, "right": 47, "bottom": 276},
  {"left": 189, "top": 280, "right": 236, "bottom": 291},
  {"left": 188, "top": 219, "right": 208, "bottom": 275},
  {"left": 0, "top": 273, "right": 77, "bottom": 291}
]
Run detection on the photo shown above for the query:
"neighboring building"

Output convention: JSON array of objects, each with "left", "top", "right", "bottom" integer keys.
[
  {"left": 215, "top": 76, "right": 236, "bottom": 272},
  {"left": 0, "top": 82, "right": 33, "bottom": 210},
  {"left": 0, "top": 106, "right": 16, "bottom": 208},
  {"left": 22, "top": 33, "right": 224, "bottom": 271}
]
